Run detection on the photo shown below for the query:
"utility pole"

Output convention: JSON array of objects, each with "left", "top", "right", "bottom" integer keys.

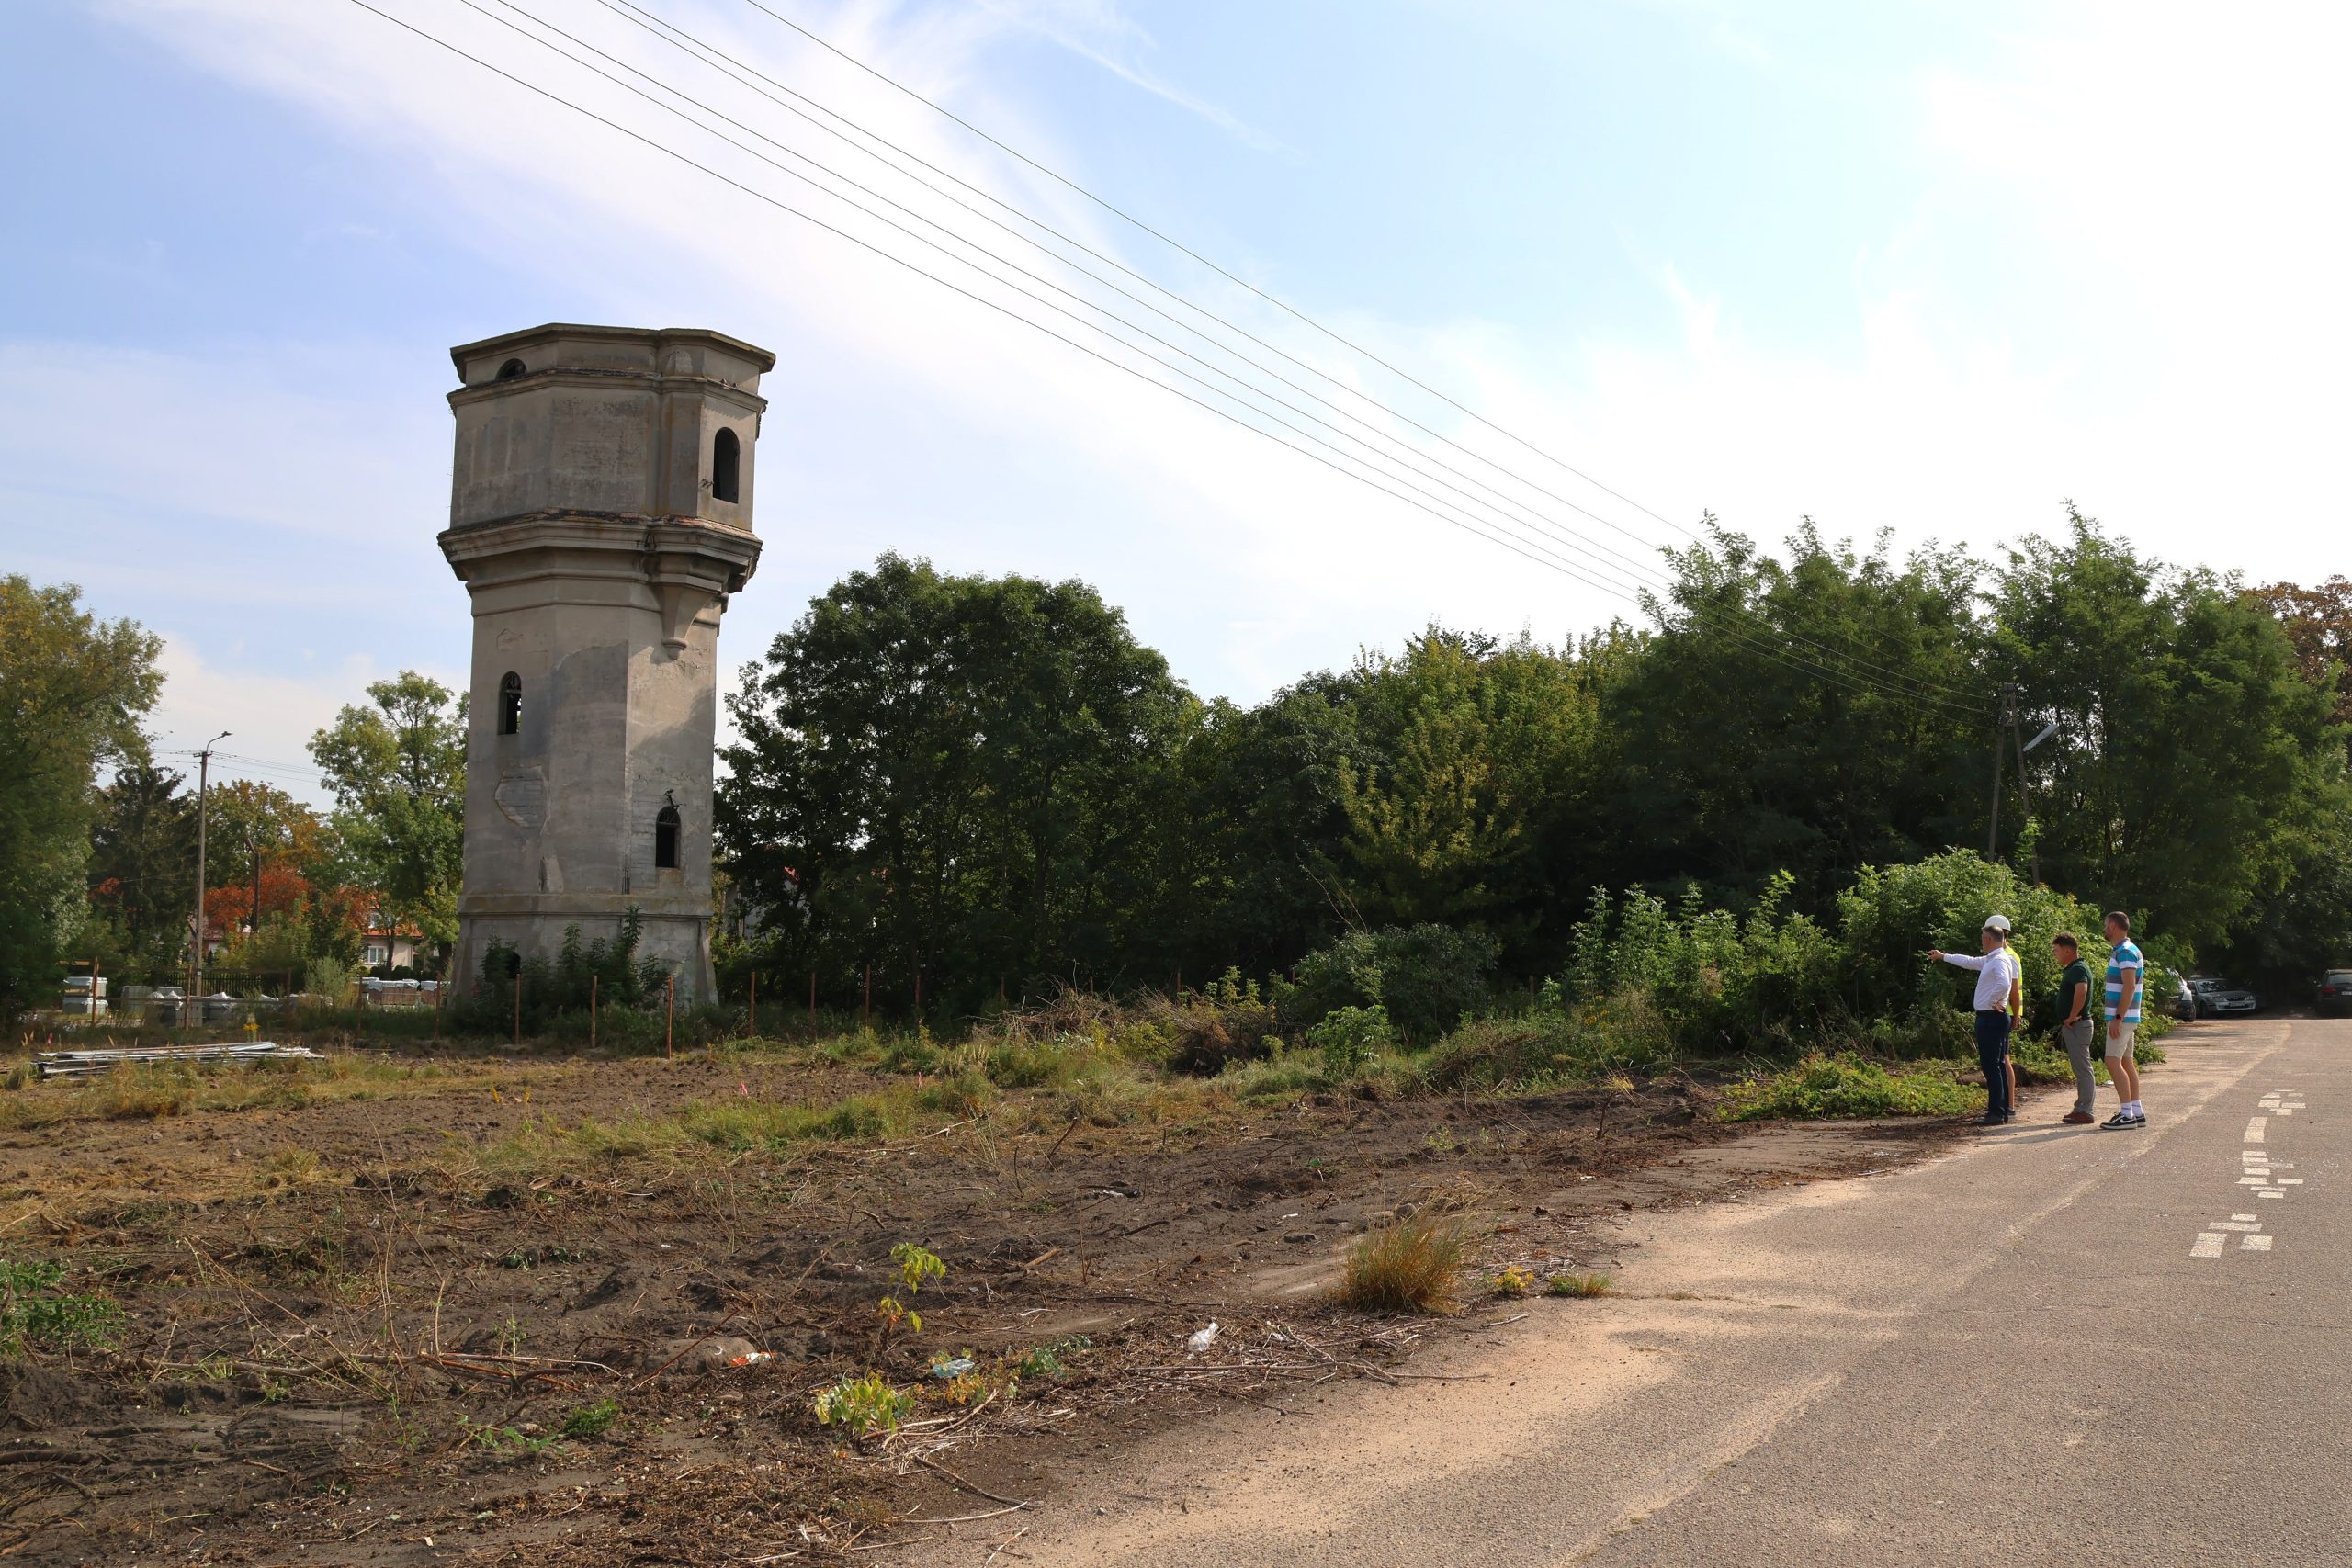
[
  {"left": 189, "top": 731, "right": 230, "bottom": 1028},
  {"left": 2007, "top": 687, "right": 2040, "bottom": 885},
  {"left": 1986, "top": 696, "right": 2006, "bottom": 858}
]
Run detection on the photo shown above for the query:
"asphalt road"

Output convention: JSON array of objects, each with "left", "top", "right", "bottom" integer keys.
[{"left": 972, "top": 1017, "right": 2347, "bottom": 1568}]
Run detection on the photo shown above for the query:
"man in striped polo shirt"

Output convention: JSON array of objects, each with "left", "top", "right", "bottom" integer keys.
[{"left": 2102, "top": 910, "right": 2147, "bottom": 1130}]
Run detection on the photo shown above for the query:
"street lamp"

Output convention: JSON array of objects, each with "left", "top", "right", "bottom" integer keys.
[{"left": 189, "top": 730, "right": 231, "bottom": 1030}]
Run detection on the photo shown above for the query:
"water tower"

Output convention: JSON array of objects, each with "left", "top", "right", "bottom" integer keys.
[{"left": 438, "top": 323, "right": 772, "bottom": 1003}]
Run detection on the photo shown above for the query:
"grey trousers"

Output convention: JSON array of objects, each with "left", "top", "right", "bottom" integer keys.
[{"left": 2061, "top": 1020, "right": 2098, "bottom": 1115}]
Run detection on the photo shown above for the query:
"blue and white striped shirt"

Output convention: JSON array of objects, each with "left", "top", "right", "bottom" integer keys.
[{"left": 2105, "top": 939, "right": 2144, "bottom": 1023}]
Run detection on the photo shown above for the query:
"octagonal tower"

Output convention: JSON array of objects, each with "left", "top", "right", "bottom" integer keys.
[{"left": 439, "top": 323, "right": 772, "bottom": 1005}]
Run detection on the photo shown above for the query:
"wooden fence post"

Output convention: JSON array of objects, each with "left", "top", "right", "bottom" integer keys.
[
  {"left": 590, "top": 974, "right": 598, "bottom": 1053},
  {"left": 665, "top": 974, "right": 675, "bottom": 1059},
  {"left": 748, "top": 971, "right": 757, "bottom": 1040}
]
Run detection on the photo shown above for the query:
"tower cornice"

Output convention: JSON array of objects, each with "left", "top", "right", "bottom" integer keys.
[{"left": 446, "top": 369, "right": 768, "bottom": 414}]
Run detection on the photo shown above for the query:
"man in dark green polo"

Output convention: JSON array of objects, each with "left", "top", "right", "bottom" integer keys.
[{"left": 2052, "top": 933, "right": 2097, "bottom": 1125}]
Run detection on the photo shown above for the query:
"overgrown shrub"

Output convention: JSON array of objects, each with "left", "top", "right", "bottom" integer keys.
[
  {"left": 1552, "top": 852, "right": 2195, "bottom": 1064},
  {"left": 458, "top": 908, "right": 677, "bottom": 1039},
  {"left": 1283, "top": 925, "right": 1497, "bottom": 1044},
  {"left": 1562, "top": 873, "right": 1843, "bottom": 1055},
  {"left": 1423, "top": 988, "right": 1679, "bottom": 1092},
  {"left": 1159, "top": 970, "right": 1280, "bottom": 1073},
  {"left": 1838, "top": 853, "right": 2103, "bottom": 1037}
]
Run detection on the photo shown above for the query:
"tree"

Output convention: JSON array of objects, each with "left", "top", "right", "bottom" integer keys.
[
  {"left": 720, "top": 554, "right": 1192, "bottom": 1010},
  {"left": 87, "top": 762, "right": 196, "bottom": 976},
  {"left": 1993, "top": 511, "right": 2345, "bottom": 951},
  {"left": 1331, "top": 628, "right": 1608, "bottom": 969},
  {"left": 0, "top": 578, "right": 164, "bottom": 1014},
  {"left": 2251, "top": 576, "right": 2352, "bottom": 743},
  {"left": 308, "top": 672, "right": 466, "bottom": 957},
  {"left": 200, "top": 781, "right": 322, "bottom": 933},
  {"left": 1600, "top": 522, "right": 1988, "bottom": 914},
  {"left": 1146, "top": 683, "right": 1357, "bottom": 981}
]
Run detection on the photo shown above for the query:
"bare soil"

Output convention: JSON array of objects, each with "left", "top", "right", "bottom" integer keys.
[{"left": 0, "top": 1048, "right": 1962, "bottom": 1565}]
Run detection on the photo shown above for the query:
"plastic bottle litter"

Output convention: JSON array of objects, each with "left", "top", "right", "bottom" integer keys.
[{"left": 1185, "top": 1322, "right": 1220, "bottom": 1354}]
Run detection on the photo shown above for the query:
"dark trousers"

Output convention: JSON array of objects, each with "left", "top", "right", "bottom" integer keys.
[{"left": 1975, "top": 1010, "right": 2013, "bottom": 1116}]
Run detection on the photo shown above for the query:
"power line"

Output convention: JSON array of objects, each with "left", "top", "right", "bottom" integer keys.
[
  {"left": 566, "top": 0, "right": 1989, "bottom": 710},
  {"left": 729, "top": 0, "right": 1701, "bottom": 538},
  {"left": 459, "top": 0, "right": 1662, "bottom": 601},
  {"left": 356, "top": 0, "right": 1978, "bottom": 715},
  {"left": 592, "top": 0, "right": 1679, "bottom": 570},
  {"left": 341, "top": 0, "right": 1982, "bottom": 715},
  {"left": 463, "top": 0, "right": 1989, "bottom": 711}
]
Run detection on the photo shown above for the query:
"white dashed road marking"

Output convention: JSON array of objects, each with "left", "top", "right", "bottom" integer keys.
[{"left": 2197, "top": 1092, "right": 2309, "bottom": 1258}]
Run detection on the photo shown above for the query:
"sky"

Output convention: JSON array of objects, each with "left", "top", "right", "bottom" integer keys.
[{"left": 4, "top": 0, "right": 2346, "bottom": 804}]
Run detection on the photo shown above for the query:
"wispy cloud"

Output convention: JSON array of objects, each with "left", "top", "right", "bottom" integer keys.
[{"left": 971, "top": 0, "right": 1286, "bottom": 151}]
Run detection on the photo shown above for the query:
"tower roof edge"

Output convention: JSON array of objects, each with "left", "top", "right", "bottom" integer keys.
[{"left": 448, "top": 323, "right": 777, "bottom": 379}]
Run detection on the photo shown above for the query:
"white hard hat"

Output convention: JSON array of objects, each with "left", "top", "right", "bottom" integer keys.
[{"left": 1983, "top": 913, "right": 2013, "bottom": 932}]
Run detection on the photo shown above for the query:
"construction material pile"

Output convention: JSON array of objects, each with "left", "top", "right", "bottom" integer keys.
[{"left": 33, "top": 1042, "right": 326, "bottom": 1079}]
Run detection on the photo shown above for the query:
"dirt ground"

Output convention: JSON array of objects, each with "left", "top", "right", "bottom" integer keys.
[{"left": 0, "top": 1044, "right": 1965, "bottom": 1565}]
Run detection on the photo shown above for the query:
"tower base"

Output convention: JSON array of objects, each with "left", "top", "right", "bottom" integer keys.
[{"left": 452, "top": 897, "right": 717, "bottom": 1010}]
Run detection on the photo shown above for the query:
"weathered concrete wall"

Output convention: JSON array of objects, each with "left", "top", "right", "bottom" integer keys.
[{"left": 439, "top": 325, "right": 772, "bottom": 1006}]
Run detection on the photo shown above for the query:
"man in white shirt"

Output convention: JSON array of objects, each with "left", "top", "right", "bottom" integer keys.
[{"left": 1928, "top": 913, "right": 2026, "bottom": 1127}]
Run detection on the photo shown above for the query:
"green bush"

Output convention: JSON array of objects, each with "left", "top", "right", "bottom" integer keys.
[
  {"left": 1307, "top": 1000, "right": 1393, "bottom": 1079},
  {"left": 1283, "top": 925, "right": 1497, "bottom": 1044},
  {"left": 1721, "top": 1052, "right": 1981, "bottom": 1122},
  {"left": 1563, "top": 873, "right": 1842, "bottom": 1055},
  {"left": 1837, "top": 852, "right": 2117, "bottom": 1037},
  {"left": 1552, "top": 852, "right": 2197, "bottom": 1065}
]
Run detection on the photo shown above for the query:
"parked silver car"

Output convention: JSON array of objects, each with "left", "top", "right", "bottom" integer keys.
[{"left": 2186, "top": 975, "right": 2260, "bottom": 1017}]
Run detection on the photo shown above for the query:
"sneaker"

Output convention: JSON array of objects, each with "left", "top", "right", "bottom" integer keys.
[
  {"left": 2063, "top": 1111, "right": 2095, "bottom": 1124},
  {"left": 1977, "top": 1114, "right": 2007, "bottom": 1127},
  {"left": 2101, "top": 1111, "right": 2143, "bottom": 1130}
]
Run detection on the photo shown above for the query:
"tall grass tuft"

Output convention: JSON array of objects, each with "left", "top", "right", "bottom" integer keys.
[{"left": 1339, "top": 1213, "right": 1468, "bottom": 1314}]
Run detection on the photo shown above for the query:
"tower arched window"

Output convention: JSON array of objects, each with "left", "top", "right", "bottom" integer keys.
[
  {"left": 654, "top": 801, "right": 682, "bottom": 870},
  {"left": 711, "top": 427, "right": 741, "bottom": 504},
  {"left": 497, "top": 357, "right": 526, "bottom": 380},
  {"left": 498, "top": 672, "right": 522, "bottom": 736}
]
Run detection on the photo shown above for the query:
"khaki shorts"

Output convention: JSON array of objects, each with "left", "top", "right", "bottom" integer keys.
[{"left": 2103, "top": 1021, "right": 2139, "bottom": 1060}]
